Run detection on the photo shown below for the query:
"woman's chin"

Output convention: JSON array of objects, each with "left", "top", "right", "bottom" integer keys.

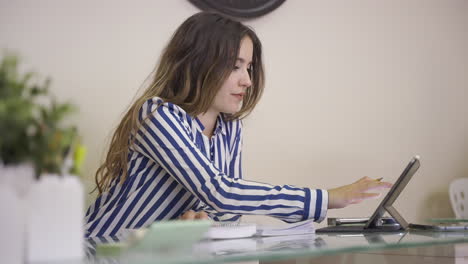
[
  {"left": 223, "top": 110, "right": 237, "bottom": 115},
  {"left": 221, "top": 105, "right": 241, "bottom": 114}
]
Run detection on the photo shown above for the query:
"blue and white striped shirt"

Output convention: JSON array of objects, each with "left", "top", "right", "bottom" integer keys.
[{"left": 84, "top": 97, "right": 328, "bottom": 237}]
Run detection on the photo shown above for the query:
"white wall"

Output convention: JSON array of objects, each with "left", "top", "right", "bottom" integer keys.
[{"left": 1, "top": 0, "right": 467, "bottom": 226}]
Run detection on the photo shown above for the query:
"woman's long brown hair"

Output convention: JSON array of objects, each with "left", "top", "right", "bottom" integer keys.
[{"left": 94, "top": 12, "right": 265, "bottom": 194}]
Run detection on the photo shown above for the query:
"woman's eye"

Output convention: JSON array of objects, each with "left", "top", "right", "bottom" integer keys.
[{"left": 233, "top": 65, "right": 240, "bottom": 70}]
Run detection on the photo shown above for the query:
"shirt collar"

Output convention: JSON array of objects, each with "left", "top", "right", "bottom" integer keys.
[
  {"left": 215, "top": 114, "right": 227, "bottom": 136},
  {"left": 194, "top": 116, "right": 205, "bottom": 131},
  {"left": 193, "top": 114, "right": 227, "bottom": 136}
]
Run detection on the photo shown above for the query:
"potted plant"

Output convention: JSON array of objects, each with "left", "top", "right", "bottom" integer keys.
[
  {"left": 0, "top": 53, "right": 85, "bottom": 181},
  {"left": 0, "top": 52, "right": 86, "bottom": 262}
]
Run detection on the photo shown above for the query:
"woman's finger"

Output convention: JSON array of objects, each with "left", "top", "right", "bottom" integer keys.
[
  {"left": 180, "top": 210, "right": 196, "bottom": 220},
  {"left": 349, "top": 192, "right": 380, "bottom": 204},
  {"left": 195, "top": 211, "right": 209, "bottom": 219},
  {"left": 355, "top": 176, "right": 372, "bottom": 183},
  {"left": 364, "top": 180, "right": 393, "bottom": 190},
  {"left": 353, "top": 178, "right": 392, "bottom": 192}
]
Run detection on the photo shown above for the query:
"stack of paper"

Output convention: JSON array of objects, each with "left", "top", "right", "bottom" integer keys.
[
  {"left": 256, "top": 219, "right": 315, "bottom": 237},
  {"left": 203, "top": 223, "right": 257, "bottom": 240},
  {"left": 203, "top": 219, "right": 316, "bottom": 240}
]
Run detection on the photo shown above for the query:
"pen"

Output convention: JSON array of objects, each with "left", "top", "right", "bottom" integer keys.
[{"left": 376, "top": 177, "right": 383, "bottom": 181}]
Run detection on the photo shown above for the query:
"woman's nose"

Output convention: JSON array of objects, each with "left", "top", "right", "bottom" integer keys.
[{"left": 240, "top": 69, "right": 252, "bottom": 87}]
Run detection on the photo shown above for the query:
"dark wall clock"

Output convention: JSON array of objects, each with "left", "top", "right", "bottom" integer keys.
[{"left": 188, "top": 0, "right": 286, "bottom": 19}]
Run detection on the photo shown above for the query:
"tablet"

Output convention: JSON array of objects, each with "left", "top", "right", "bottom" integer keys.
[{"left": 317, "top": 156, "right": 420, "bottom": 233}]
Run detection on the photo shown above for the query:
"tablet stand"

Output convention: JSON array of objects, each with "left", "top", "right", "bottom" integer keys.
[{"left": 364, "top": 205, "right": 408, "bottom": 231}]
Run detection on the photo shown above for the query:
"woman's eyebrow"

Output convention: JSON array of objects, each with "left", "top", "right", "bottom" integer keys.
[{"left": 236, "top": 58, "right": 252, "bottom": 64}]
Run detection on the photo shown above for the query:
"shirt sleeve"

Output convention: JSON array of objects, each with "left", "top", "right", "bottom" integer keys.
[{"left": 132, "top": 100, "right": 327, "bottom": 222}]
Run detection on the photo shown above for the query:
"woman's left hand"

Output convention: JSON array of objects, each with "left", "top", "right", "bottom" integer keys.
[{"left": 179, "top": 210, "right": 209, "bottom": 220}]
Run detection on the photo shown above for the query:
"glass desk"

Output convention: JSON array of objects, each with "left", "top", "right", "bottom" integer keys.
[{"left": 80, "top": 230, "right": 468, "bottom": 264}]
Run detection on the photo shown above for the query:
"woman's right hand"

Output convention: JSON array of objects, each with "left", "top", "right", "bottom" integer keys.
[{"left": 327, "top": 176, "right": 393, "bottom": 209}]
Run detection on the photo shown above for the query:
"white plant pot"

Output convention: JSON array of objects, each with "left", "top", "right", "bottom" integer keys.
[
  {"left": 0, "top": 162, "right": 35, "bottom": 197},
  {"left": 26, "top": 174, "right": 84, "bottom": 262},
  {"left": 0, "top": 185, "right": 26, "bottom": 264},
  {"left": 0, "top": 163, "right": 34, "bottom": 264}
]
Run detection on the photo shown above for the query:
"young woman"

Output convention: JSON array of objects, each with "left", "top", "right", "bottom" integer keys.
[{"left": 84, "top": 12, "right": 392, "bottom": 237}]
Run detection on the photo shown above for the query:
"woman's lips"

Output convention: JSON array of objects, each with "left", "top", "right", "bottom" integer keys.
[{"left": 232, "top": 93, "right": 245, "bottom": 100}]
